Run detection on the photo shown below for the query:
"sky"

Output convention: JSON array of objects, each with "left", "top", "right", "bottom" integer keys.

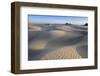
[{"left": 28, "top": 15, "right": 88, "bottom": 25}]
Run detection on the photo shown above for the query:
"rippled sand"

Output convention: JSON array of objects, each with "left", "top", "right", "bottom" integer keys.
[
  {"left": 41, "top": 47, "right": 81, "bottom": 60},
  {"left": 28, "top": 24, "right": 88, "bottom": 60}
]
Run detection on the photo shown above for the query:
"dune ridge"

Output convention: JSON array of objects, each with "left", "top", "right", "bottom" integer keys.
[{"left": 28, "top": 24, "right": 88, "bottom": 60}]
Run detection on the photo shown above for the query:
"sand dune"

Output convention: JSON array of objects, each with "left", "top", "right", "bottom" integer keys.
[
  {"left": 41, "top": 47, "right": 81, "bottom": 60},
  {"left": 28, "top": 24, "right": 88, "bottom": 60},
  {"left": 56, "top": 25, "right": 74, "bottom": 31},
  {"left": 29, "top": 25, "right": 42, "bottom": 31},
  {"left": 76, "top": 45, "right": 88, "bottom": 58},
  {"left": 49, "top": 30, "right": 66, "bottom": 38},
  {"left": 29, "top": 40, "right": 48, "bottom": 50},
  {"left": 29, "top": 30, "right": 83, "bottom": 50}
]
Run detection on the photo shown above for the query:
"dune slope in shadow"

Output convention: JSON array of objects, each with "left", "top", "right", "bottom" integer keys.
[{"left": 28, "top": 24, "right": 88, "bottom": 60}]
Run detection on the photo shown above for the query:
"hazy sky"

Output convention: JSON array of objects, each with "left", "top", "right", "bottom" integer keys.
[{"left": 28, "top": 15, "right": 88, "bottom": 25}]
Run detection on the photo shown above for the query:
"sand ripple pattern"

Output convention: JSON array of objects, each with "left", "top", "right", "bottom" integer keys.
[
  {"left": 28, "top": 24, "right": 88, "bottom": 60},
  {"left": 41, "top": 47, "right": 81, "bottom": 60}
]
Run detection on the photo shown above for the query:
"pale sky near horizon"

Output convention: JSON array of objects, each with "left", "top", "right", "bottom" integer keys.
[{"left": 28, "top": 15, "right": 88, "bottom": 25}]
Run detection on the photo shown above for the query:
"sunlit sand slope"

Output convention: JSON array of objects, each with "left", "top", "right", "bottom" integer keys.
[
  {"left": 41, "top": 47, "right": 81, "bottom": 60},
  {"left": 28, "top": 24, "right": 88, "bottom": 60}
]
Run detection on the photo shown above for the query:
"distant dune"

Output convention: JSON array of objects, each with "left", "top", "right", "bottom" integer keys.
[
  {"left": 28, "top": 24, "right": 88, "bottom": 60},
  {"left": 29, "top": 25, "right": 42, "bottom": 31},
  {"left": 56, "top": 25, "right": 75, "bottom": 31}
]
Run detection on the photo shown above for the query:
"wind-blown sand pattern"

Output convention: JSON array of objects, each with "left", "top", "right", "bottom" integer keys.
[
  {"left": 41, "top": 47, "right": 81, "bottom": 60},
  {"left": 28, "top": 24, "right": 88, "bottom": 60}
]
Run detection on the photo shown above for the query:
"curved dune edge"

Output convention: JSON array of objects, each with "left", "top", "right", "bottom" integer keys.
[
  {"left": 49, "top": 30, "right": 66, "bottom": 38},
  {"left": 41, "top": 47, "right": 82, "bottom": 60}
]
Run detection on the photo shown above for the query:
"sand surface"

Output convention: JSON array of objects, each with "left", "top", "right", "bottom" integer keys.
[
  {"left": 28, "top": 24, "right": 88, "bottom": 60},
  {"left": 41, "top": 47, "right": 81, "bottom": 60}
]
